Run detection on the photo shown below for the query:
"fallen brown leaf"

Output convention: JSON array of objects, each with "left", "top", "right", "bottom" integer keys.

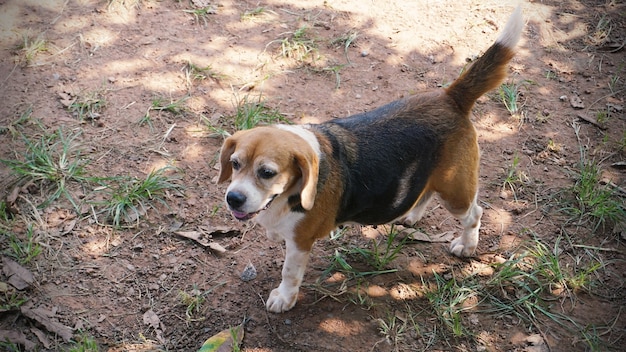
[
  {"left": 0, "top": 330, "right": 36, "bottom": 351},
  {"left": 396, "top": 226, "right": 455, "bottom": 243},
  {"left": 174, "top": 228, "right": 238, "bottom": 254},
  {"left": 20, "top": 304, "right": 73, "bottom": 342},
  {"left": 2, "top": 257, "right": 34, "bottom": 290},
  {"left": 142, "top": 309, "right": 166, "bottom": 345},
  {"left": 576, "top": 112, "right": 607, "bottom": 130},
  {"left": 31, "top": 327, "right": 52, "bottom": 349}
]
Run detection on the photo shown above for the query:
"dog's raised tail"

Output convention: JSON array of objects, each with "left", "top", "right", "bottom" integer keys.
[{"left": 446, "top": 6, "right": 523, "bottom": 115}]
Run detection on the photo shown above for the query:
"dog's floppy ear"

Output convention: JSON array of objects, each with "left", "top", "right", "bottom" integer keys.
[
  {"left": 218, "top": 136, "right": 236, "bottom": 183},
  {"left": 294, "top": 150, "right": 319, "bottom": 210}
]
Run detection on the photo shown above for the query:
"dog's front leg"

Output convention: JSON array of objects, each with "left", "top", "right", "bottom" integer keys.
[{"left": 266, "top": 238, "right": 310, "bottom": 313}]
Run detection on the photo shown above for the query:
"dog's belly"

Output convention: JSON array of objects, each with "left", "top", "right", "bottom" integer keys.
[
  {"left": 336, "top": 181, "right": 426, "bottom": 225},
  {"left": 335, "top": 151, "right": 434, "bottom": 225}
]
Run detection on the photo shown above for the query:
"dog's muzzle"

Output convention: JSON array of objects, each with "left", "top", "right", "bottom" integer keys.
[{"left": 226, "top": 192, "right": 277, "bottom": 221}]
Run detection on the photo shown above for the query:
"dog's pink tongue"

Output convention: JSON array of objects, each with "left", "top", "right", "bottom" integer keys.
[{"left": 232, "top": 210, "right": 248, "bottom": 219}]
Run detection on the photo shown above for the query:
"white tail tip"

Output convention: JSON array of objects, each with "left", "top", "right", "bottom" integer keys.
[{"left": 496, "top": 6, "right": 523, "bottom": 49}]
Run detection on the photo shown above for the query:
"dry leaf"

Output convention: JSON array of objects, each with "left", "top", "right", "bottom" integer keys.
[
  {"left": 208, "top": 242, "right": 227, "bottom": 254},
  {"left": 58, "top": 91, "right": 76, "bottom": 107},
  {"left": 2, "top": 257, "right": 34, "bottom": 290},
  {"left": 175, "top": 231, "right": 210, "bottom": 246},
  {"left": 31, "top": 327, "right": 52, "bottom": 349},
  {"left": 569, "top": 95, "right": 584, "bottom": 109},
  {"left": 174, "top": 229, "right": 236, "bottom": 254},
  {"left": 200, "top": 225, "right": 241, "bottom": 237},
  {"left": 6, "top": 185, "right": 19, "bottom": 204},
  {"left": 20, "top": 305, "right": 73, "bottom": 342},
  {"left": 576, "top": 112, "right": 607, "bottom": 130},
  {"left": 198, "top": 321, "right": 246, "bottom": 352},
  {"left": 396, "top": 227, "right": 455, "bottom": 243},
  {"left": 0, "top": 330, "right": 36, "bottom": 350},
  {"left": 4, "top": 186, "right": 20, "bottom": 215},
  {"left": 143, "top": 309, "right": 166, "bottom": 344},
  {"left": 143, "top": 309, "right": 160, "bottom": 329}
]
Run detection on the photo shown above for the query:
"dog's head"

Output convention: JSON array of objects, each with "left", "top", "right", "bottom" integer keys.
[{"left": 218, "top": 126, "right": 320, "bottom": 221}]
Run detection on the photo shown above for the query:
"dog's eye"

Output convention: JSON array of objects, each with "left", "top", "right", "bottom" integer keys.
[
  {"left": 258, "top": 168, "right": 277, "bottom": 179},
  {"left": 231, "top": 160, "right": 241, "bottom": 171}
]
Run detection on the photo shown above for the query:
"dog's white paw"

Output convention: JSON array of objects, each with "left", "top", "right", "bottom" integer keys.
[
  {"left": 266, "top": 287, "right": 298, "bottom": 313},
  {"left": 449, "top": 236, "right": 477, "bottom": 257},
  {"left": 399, "top": 216, "right": 418, "bottom": 227}
]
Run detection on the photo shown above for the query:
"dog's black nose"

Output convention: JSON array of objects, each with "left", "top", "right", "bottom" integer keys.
[{"left": 226, "top": 191, "right": 247, "bottom": 209}]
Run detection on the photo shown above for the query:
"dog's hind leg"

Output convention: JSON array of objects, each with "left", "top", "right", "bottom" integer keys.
[
  {"left": 434, "top": 129, "right": 483, "bottom": 257},
  {"left": 401, "top": 190, "right": 434, "bottom": 225},
  {"left": 447, "top": 193, "right": 483, "bottom": 257}
]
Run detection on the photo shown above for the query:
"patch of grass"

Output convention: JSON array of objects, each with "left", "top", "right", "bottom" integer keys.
[
  {"left": 547, "top": 139, "right": 562, "bottom": 153},
  {"left": 595, "top": 109, "right": 609, "bottom": 124},
  {"left": 0, "top": 105, "right": 38, "bottom": 137},
  {"left": 526, "top": 236, "right": 600, "bottom": 294},
  {"left": 0, "top": 289, "right": 28, "bottom": 312},
  {"left": 482, "top": 252, "right": 562, "bottom": 330},
  {"left": 348, "top": 280, "right": 375, "bottom": 309},
  {"left": 199, "top": 114, "right": 230, "bottom": 138},
  {"left": 141, "top": 96, "right": 189, "bottom": 127},
  {"left": 376, "top": 311, "right": 408, "bottom": 350},
  {"left": 232, "top": 94, "right": 289, "bottom": 130},
  {"left": 4, "top": 224, "right": 41, "bottom": 264},
  {"left": 69, "top": 90, "right": 107, "bottom": 122},
  {"left": 310, "top": 64, "right": 347, "bottom": 89},
  {"left": 176, "top": 282, "right": 226, "bottom": 322},
  {"left": 499, "top": 81, "right": 526, "bottom": 117},
  {"left": 0, "top": 201, "right": 9, "bottom": 222},
  {"left": 588, "top": 14, "right": 612, "bottom": 46},
  {"left": 182, "top": 61, "right": 225, "bottom": 89},
  {"left": 137, "top": 112, "right": 154, "bottom": 130},
  {"left": 619, "top": 130, "right": 626, "bottom": 152},
  {"left": 0, "top": 340, "right": 20, "bottom": 352},
  {"left": 423, "top": 272, "right": 477, "bottom": 338},
  {"left": 562, "top": 138, "right": 626, "bottom": 232},
  {"left": 329, "top": 226, "right": 349, "bottom": 241},
  {"left": 178, "top": 285, "right": 205, "bottom": 321},
  {"left": 183, "top": 5, "right": 217, "bottom": 26},
  {"left": 68, "top": 333, "right": 99, "bottom": 352},
  {"left": 99, "top": 166, "right": 184, "bottom": 228},
  {"left": 330, "top": 30, "right": 359, "bottom": 64},
  {"left": 149, "top": 96, "right": 188, "bottom": 115},
  {"left": 350, "top": 225, "right": 407, "bottom": 271},
  {"left": 269, "top": 26, "right": 319, "bottom": 63},
  {"left": 17, "top": 33, "right": 47, "bottom": 65},
  {"left": 579, "top": 325, "right": 603, "bottom": 352},
  {"left": 545, "top": 69, "right": 557, "bottom": 80},
  {"left": 608, "top": 74, "right": 620, "bottom": 94},
  {"left": 0, "top": 128, "right": 90, "bottom": 210},
  {"left": 481, "top": 238, "right": 605, "bottom": 338},
  {"left": 241, "top": 6, "right": 276, "bottom": 21},
  {"left": 316, "top": 225, "right": 609, "bottom": 350},
  {"left": 501, "top": 153, "right": 527, "bottom": 201},
  {"left": 324, "top": 248, "right": 398, "bottom": 279}
]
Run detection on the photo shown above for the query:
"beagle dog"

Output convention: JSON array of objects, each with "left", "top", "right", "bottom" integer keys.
[{"left": 218, "top": 7, "right": 523, "bottom": 313}]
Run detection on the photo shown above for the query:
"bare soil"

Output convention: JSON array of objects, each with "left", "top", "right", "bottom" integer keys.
[{"left": 0, "top": 0, "right": 625, "bottom": 351}]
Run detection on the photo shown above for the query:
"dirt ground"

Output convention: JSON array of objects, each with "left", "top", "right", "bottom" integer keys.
[{"left": 0, "top": 0, "right": 625, "bottom": 351}]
